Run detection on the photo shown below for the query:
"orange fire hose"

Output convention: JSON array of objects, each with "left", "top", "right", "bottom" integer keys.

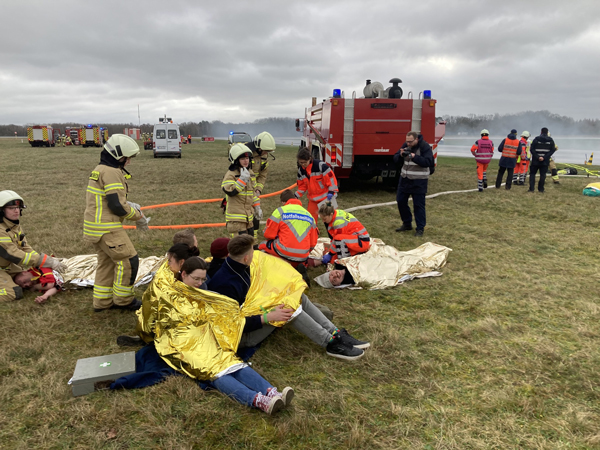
[{"left": 123, "top": 183, "right": 296, "bottom": 230}]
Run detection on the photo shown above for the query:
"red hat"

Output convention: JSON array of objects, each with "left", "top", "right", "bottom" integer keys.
[{"left": 210, "top": 237, "right": 230, "bottom": 259}]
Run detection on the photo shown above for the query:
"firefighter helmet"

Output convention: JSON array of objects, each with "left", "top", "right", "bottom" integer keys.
[
  {"left": 229, "top": 143, "right": 252, "bottom": 163},
  {"left": 480, "top": 129, "right": 489, "bottom": 136},
  {"left": 254, "top": 131, "right": 276, "bottom": 151},
  {"left": 0, "top": 190, "right": 26, "bottom": 209},
  {"left": 104, "top": 134, "right": 140, "bottom": 160},
  {"left": 521, "top": 131, "right": 530, "bottom": 138}
]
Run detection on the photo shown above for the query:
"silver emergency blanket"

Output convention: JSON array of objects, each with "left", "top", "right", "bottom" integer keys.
[
  {"left": 57, "top": 254, "right": 165, "bottom": 288},
  {"left": 311, "top": 238, "right": 451, "bottom": 290}
]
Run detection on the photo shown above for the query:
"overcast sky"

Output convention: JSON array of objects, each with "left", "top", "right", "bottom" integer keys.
[{"left": 1, "top": 0, "right": 599, "bottom": 125}]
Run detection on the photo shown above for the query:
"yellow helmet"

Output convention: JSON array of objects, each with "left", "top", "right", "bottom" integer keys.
[
  {"left": 254, "top": 131, "right": 276, "bottom": 151},
  {"left": 104, "top": 134, "right": 140, "bottom": 159},
  {"left": 229, "top": 143, "right": 252, "bottom": 163}
]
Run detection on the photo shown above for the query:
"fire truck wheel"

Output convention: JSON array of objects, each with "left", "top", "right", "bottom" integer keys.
[{"left": 51, "top": 143, "right": 55, "bottom": 147}]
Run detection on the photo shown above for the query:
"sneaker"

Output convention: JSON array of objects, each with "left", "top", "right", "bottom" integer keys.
[
  {"left": 253, "top": 393, "right": 284, "bottom": 415},
  {"left": 395, "top": 223, "right": 413, "bottom": 232},
  {"left": 326, "top": 334, "right": 364, "bottom": 360},
  {"left": 116, "top": 335, "right": 144, "bottom": 347},
  {"left": 414, "top": 229, "right": 424, "bottom": 237},
  {"left": 267, "top": 387, "right": 295, "bottom": 406},
  {"left": 337, "top": 328, "right": 370, "bottom": 349}
]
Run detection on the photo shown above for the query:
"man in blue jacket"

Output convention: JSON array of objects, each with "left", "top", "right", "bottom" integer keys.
[
  {"left": 393, "top": 131, "right": 435, "bottom": 237},
  {"left": 528, "top": 127, "right": 556, "bottom": 193}
]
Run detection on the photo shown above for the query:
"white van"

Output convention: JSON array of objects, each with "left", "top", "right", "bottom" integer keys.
[{"left": 153, "top": 119, "right": 181, "bottom": 158}]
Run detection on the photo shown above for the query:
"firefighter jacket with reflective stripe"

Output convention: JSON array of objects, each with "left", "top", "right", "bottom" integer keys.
[
  {"left": 296, "top": 159, "right": 339, "bottom": 203},
  {"left": 263, "top": 199, "right": 318, "bottom": 262},
  {"left": 83, "top": 163, "right": 142, "bottom": 243},
  {"left": 0, "top": 218, "right": 48, "bottom": 273},
  {"left": 529, "top": 134, "right": 556, "bottom": 166},
  {"left": 325, "top": 210, "right": 370, "bottom": 249},
  {"left": 246, "top": 142, "right": 270, "bottom": 193},
  {"left": 497, "top": 134, "right": 523, "bottom": 168},
  {"left": 470, "top": 136, "right": 494, "bottom": 164},
  {"left": 222, "top": 167, "right": 260, "bottom": 224}
]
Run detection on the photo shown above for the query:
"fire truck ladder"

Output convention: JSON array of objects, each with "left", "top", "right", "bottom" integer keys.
[
  {"left": 411, "top": 94, "right": 422, "bottom": 133},
  {"left": 342, "top": 92, "right": 355, "bottom": 168}
]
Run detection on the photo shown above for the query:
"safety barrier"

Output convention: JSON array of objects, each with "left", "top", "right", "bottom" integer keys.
[{"left": 123, "top": 183, "right": 296, "bottom": 230}]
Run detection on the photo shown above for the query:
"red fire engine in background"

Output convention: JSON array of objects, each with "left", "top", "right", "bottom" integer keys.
[
  {"left": 296, "top": 78, "right": 446, "bottom": 186},
  {"left": 27, "top": 125, "right": 60, "bottom": 147}
]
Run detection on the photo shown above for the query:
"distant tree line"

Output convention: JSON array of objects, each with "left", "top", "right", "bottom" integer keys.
[
  {"left": 3, "top": 111, "right": 599, "bottom": 137},
  {"left": 0, "top": 117, "right": 299, "bottom": 137},
  {"left": 442, "top": 110, "right": 600, "bottom": 136}
]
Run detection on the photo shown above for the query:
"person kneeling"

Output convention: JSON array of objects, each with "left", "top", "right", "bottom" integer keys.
[{"left": 208, "top": 235, "right": 369, "bottom": 360}]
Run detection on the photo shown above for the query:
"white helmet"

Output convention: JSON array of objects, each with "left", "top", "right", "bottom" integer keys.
[
  {"left": 0, "top": 190, "right": 25, "bottom": 209},
  {"left": 254, "top": 131, "right": 276, "bottom": 151},
  {"left": 521, "top": 131, "right": 530, "bottom": 138},
  {"left": 229, "top": 143, "right": 252, "bottom": 163},
  {"left": 104, "top": 134, "right": 140, "bottom": 160},
  {"left": 480, "top": 129, "right": 489, "bottom": 136}
]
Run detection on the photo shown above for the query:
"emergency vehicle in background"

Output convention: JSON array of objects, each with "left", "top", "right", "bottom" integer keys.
[
  {"left": 27, "top": 125, "right": 60, "bottom": 147},
  {"left": 227, "top": 131, "right": 252, "bottom": 149},
  {"left": 153, "top": 116, "right": 181, "bottom": 158},
  {"left": 123, "top": 128, "right": 141, "bottom": 140},
  {"left": 296, "top": 78, "right": 446, "bottom": 186},
  {"left": 65, "top": 127, "right": 82, "bottom": 145},
  {"left": 81, "top": 125, "right": 105, "bottom": 147}
]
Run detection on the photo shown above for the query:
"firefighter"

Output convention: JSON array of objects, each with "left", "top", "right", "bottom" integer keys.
[
  {"left": 528, "top": 127, "right": 556, "bottom": 193},
  {"left": 295, "top": 147, "right": 339, "bottom": 224},
  {"left": 470, "top": 129, "right": 494, "bottom": 192},
  {"left": 187, "top": 134, "right": 192, "bottom": 144},
  {"left": 495, "top": 129, "right": 523, "bottom": 190},
  {"left": 84, "top": 134, "right": 149, "bottom": 312},
  {"left": 0, "top": 191, "right": 66, "bottom": 302},
  {"left": 513, "top": 131, "right": 531, "bottom": 185},
  {"left": 65, "top": 135, "right": 72, "bottom": 146},
  {"left": 222, "top": 143, "right": 262, "bottom": 237},
  {"left": 244, "top": 131, "right": 276, "bottom": 238},
  {"left": 318, "top": 202, "right": 370, "bottom": 265},
  {"left": 547, "top": 132, "right": 560, "bottom": 184},
  {"left": 258, "top": 189, "right": 318, "bottom": 285}
]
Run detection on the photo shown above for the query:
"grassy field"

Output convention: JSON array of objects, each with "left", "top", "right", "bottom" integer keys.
[{"left": 2, "top": 137, "right": 600, "bottom": 449}]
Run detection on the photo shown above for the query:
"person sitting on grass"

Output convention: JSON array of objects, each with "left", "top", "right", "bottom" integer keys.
[
  {"left": 172, "top": 228, "right": 198, "bottom": 249},
  {"left": 207, "top": 235, "right": 369, "bottom": 360},
  {"left": 207, "top": 237, "right": 230, "bottom": 278},
  {"left": 316, "top": 202, "right": 371, "bottom": 266},
  {"left": 177, "top": 256, "right": 208, "bottom": 289},
  {"left": 13, "top": 267, "right": 63, "bottom": 304}
]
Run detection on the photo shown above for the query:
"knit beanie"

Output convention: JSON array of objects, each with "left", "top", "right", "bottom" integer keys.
[{"left": 210, "top": 238, "right": 230, "bottom": 259}]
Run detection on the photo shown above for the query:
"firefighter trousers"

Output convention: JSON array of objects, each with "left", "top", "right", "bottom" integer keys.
[
  {"left": 226, "top": 221, "right": 254, "bottom": 238},
  {"left": 0, "top": 270, "right": 23, "bottom": 301},
  {"left": 92, "top": 229, "right": 139, "bottom": 310}
]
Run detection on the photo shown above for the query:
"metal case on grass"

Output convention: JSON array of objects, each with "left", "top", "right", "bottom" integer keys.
[{"left": 71, "top": 351, "right": 135, "bottom": 397}]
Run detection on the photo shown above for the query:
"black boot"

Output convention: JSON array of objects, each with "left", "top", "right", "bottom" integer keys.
[{"left": 296, "top": 264, "right": 311, "bottom": 287}]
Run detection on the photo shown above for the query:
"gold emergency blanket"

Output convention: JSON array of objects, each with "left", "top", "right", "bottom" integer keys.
[
  {"left": 58, "top": 254, "right": 164, "bottom": 288},
  {"left": 312, "top": 239, "right": 452, "bottom": 290},
  {"left": 136, "top": 251, "right": 305, "bottom": 380}
]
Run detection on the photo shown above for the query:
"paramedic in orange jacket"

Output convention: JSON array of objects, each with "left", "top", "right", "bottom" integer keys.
[
  {"left": 317, "top": 202, "right": 370, "bottom": 265},
  {"left": 259, "top": 189, "right": 318, "bottom": 267},
  {"left": 295, "top": 147, "right": 339, "bottom": 223},
  {"left": 513, "top": 131, "right": 531, "bottom": 185}
]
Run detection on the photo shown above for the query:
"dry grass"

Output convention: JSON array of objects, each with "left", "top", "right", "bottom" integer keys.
[{"left": 2, "top": 137, "right": 600, "bottom": 449}]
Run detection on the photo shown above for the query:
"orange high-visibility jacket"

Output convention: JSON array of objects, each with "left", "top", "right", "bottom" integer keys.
[
  {"left": 296, "top": 159, "right": 339, "bottom": 203},
  {"left": 325, "top": 210, "right": 370, "bottom": 252},
  {"left": 263, "top": 199, "right": 318, "bottom": 262}
]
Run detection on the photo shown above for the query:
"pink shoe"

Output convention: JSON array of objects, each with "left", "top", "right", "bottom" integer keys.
[
  {"left": 253, "top": 392, "right": 284, "bottom": 415},
  {"left": 267, "top": 386, "right": 295, "bottom": 406}
]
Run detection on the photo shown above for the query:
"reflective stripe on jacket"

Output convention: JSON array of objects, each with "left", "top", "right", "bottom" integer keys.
[
  {"left": 326, "top": 210, "right": 370, "bottom": 246},
  {"left": 0, "top": 218, "right": 45, "bottom": 273},
  {"left": 222, "top": 168, "right": 260, "bottom": 224},
  {"left": 296, "top": 159, "right": 339, "bottom": 202},
  {"left": 471, "top": 137, "right": 494, "bottom": 164},
  {"left": 247, "top": 142, "right": 269, "bottom": 193},
  {"left": 401, "top": 149, "right": 430, "bottom": 180},
  {"left": 500, "top": 138, "right": 519, "bottom": 159},
  {"left": 262, "top": 199, "right": 318, "bottom": 262}
]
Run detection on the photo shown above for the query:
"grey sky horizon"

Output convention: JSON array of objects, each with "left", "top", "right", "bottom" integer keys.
[{"left": 2, "top": 0, "right": 599, "bottom": 125}]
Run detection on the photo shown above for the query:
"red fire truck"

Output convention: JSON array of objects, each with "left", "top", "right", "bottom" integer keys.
[
  {"left": 81, "top": 124, "right": 104, "bottom": 147},
  {"left": 65, "top": 127, "right": 82, "bottom": 145},
  {"left": 296, "top": 79, "right": 446, "bottom": 186},
  {"left": 27, "top": 125, "right": 60, "bottom": 147}
]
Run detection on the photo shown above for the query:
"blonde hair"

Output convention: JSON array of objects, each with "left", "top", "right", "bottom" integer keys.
[{"left": 318, "top": 202, "right": 335, "bottom": 216}]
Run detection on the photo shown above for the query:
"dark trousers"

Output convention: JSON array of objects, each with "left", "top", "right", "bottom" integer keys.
[
  {"left": 397, "top": 191, "right": 426, "bottom": 231},
  {"left": 495, "top": 167, "right": 514, "bottom": 189},
  {"left": 529, "top": 165, "right": 548, "bottom": 192}
]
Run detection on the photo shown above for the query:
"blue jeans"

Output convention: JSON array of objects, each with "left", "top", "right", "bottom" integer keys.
[{"left": 211, "top": 366, "right": 273, "bottom": 407}]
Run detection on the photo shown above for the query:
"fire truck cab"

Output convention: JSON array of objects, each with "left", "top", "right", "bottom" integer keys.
[
  {"left": 297, "top": 78, "right": 446, "bottom": 186},
  {"left": 82, "top": 125, "right": 104, "bottom": 148}
]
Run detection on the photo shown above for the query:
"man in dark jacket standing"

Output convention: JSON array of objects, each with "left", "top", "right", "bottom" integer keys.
[
  {"left": 528, "top": 127, "right": 556, "bottom": 193},
  {"left": 393, "top": 131, "right": 435, "bottom": 237},
  {"left": 495, "top": 129, "right": 523, "bottom": 190}
]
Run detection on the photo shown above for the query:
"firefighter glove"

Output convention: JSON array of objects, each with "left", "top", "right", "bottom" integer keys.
[
  {"left": 40, "top": 255, "right": 67, "bottom": 273},
  {"left": 239, "top": 167, "right": 251, "bottom": 183},
  {"left": 321, "top": 253, "right": 332, "bottom": 265},
  {"left": 127, "top": 201, "right": 142, "bottom": 215},
  {"left": 136, "top": 216, "right": 151, "bottom": 231},
  {"left": 254, "top": 205, "right": 263, "bottom": 220}
]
